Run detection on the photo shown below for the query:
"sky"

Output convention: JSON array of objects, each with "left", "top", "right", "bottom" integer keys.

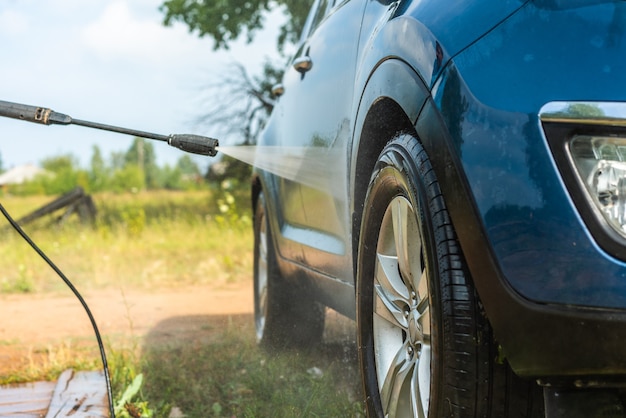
[{"left": 0, "top": 0, "right": 285, "bottom": 172}]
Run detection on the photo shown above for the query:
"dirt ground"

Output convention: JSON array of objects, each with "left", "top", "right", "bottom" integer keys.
[
  {"left": 0, "top": 282, "right": 255, "bottom": 377},
  {"left": 0, "top": 281, "right": 357, "bottom": 379}
]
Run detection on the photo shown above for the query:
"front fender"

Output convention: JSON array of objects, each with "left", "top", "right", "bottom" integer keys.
[{"left": 349, "top": 59, "right": 429, "bottom": 260}]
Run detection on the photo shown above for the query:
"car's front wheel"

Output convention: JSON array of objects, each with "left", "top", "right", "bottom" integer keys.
[{"left": 356, "top": 134, "right": 543, "bottom": 417}]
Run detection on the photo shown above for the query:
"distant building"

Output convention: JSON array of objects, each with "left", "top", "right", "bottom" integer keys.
[{"left": 0, "top": 164, "right": 47, "bottom": 186}]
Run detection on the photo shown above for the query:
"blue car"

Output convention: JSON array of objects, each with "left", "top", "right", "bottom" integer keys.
[{"left": 251, "top": 0, "right": 626, "bottom": 416}]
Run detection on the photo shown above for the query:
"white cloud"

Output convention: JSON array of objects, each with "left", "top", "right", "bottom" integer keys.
[
  {"left": 82, "top": 1, "right": 198, "bottom": 65},
  {"left": 0, "top": 9, "right": 29, "bottom": 35}
]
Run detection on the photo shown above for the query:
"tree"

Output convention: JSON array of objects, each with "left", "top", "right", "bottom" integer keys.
[
  {"left": 160, "top": 0, "right": 311, "bottom": 52},
  {"left": 89, "top": 145, "right": 110, "bottom": 192},
  {"left": 41, "top": 154, "right": 78, "bottom": 173},
  {"left": 196, "top": 61, "right": 283, "bottom": 145},
  {"left": 39, "top": 154, "right": 88, "bottom": 195},
  {"left": 160, "top": 0, "right": 313, "bottom": 145},
  {"left": 124, "top": 138, "right": 160, "bottom": 189},
  {"left": 110, "top": 151, "right": 126, "bottom": 171},
  {"left": 176, "top": 154, "right": 200, "bottom": 177},
  {"left": 110, "top": 165, "right": 146, "bottom": 193},
  {"left": 157, "top": 156, "right": 203, "bottom": 190}
]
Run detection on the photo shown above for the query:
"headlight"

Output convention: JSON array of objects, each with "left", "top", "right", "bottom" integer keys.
[
  {"left": 570, "top": 136, "right": 626, "bottom": 238},
  {"left": 541, "top": 101, "right": 626, "bottom": 259}
]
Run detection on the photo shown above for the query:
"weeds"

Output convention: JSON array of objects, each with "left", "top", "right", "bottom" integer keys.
[
  {"left": 213, "top": 180, "right": 252, "bottom": 230},
  {"left": 109, "top": 342, "right": 154, "bottom": 418},
  {"left": 1, "top": 264, "right": 35, "bottom": 293},
  {"left": 0, "top": 340, "right": 100, "bottom": 385},
  {"left": 114, "top": 374, "right": 153, "bottom": 417},
  {"left": 141, "top": 319, "right": 363, "bottom": 417}
]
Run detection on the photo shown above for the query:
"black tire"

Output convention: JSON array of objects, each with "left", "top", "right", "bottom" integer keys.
[
  {"left": 356, "top": 134, "right": 544, "bottom": 417},
  {"left": 253, "top": 191, "right": 325, "bottom": 349}
]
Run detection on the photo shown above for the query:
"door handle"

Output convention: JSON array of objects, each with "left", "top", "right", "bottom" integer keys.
[
  {"left": 293, "top": 56, "right": 313, "bottom": 74},
  {"left": 271, "top": 83, "right": 285, "bottom": 97}
]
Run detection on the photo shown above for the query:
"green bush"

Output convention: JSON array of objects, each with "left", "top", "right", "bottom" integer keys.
[{"left": 121, "top": 206, "right": 146, "bottom": 237}]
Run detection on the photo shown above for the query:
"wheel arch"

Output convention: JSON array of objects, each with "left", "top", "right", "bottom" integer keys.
[{"left": 350, "top": 58, "right": 430, "bottom": 274}]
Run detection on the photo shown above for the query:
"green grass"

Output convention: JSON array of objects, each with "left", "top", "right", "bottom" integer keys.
[{"left": 140, "top": 319, "right": 363, "bottom": 417}]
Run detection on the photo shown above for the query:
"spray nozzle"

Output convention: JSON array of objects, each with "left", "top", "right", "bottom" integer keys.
[{"left": 168, "top": 134, "right": 219, "bottom": 157}]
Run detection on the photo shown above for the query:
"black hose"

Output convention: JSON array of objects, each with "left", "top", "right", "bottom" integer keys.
[{"left": 0, "top": 202, "right": 115, "bottom": 417}]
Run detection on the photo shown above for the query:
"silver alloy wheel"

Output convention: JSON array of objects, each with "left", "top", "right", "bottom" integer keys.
[
  {"left": 255, "top": 210, "right": 269, "bottom": 342},
  {"left": 373, "top": 195, "right": 431, "bottom": 418}
]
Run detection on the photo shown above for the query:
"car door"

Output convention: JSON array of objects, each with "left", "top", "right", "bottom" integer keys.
[{"left": 267, "top": 0, "right": 366, "bottom": 282}]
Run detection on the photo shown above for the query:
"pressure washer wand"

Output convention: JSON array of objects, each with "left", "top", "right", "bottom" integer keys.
[{"left": 0, "top": 100, "right": 219, "bottom": 157}]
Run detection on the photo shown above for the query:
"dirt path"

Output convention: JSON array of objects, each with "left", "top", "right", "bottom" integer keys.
[{"left": 0, "top": 282, "right": 253, "bottom": 377}]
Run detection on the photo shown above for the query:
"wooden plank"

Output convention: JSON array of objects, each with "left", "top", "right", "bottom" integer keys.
[
  {"left": 45, "top": 369, "right": 109, "bottom": 418},
  {"left": 0, "top": 380, "right": 55, "bottom": 417}
]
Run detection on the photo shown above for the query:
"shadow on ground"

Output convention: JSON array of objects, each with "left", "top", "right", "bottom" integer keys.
[{"left": 140, "top": 310, "right": 363, "bottom": 417}]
